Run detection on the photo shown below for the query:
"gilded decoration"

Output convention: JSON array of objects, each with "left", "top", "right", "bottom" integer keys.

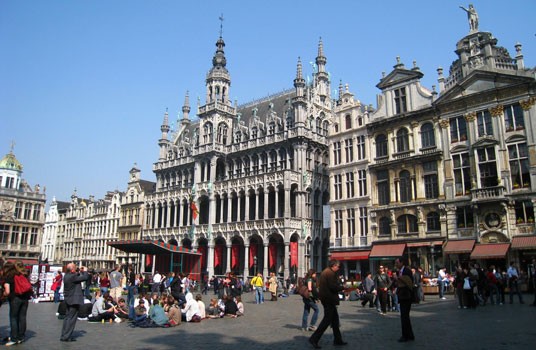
[
  {"left": 439, "top": 119, "right": 450, "bottom": 129},
  {"left": 488, "top": 104, "right": 503, "bottom": 117},
  {"left": 464, "top": 111, "right": 477, "bottom": 122},
  {"left": 519, "top": 97, "right": 536, "bottom": 111}
]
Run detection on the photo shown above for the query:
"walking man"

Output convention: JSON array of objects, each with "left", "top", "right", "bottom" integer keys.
[
  {"left": 395, "top": 258, "right": 415, "bottom": 342},
  {"left": 308, "top": 260, "right": 347, "bottom": 348},
  {"left": 507, "top": 261, "right": 524, "bottom": 304},
  {"left": 250, "top": 272, "right": 265, "bottom": 304},
  {"left": 60, "top": 263, "right": 88, "bottom": 342}
]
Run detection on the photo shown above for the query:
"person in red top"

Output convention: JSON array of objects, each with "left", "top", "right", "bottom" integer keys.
[
  {"left": 52, "top": 271, "right": 63, "bottom": 303},
  {"left": 100, "top": 272, "right": 111, "bottom": 295},
  {"left": 486, "top": 266, "right": 499, "bottom": 305}
]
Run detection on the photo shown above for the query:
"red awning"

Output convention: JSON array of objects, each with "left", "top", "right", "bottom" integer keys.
[
  {"left": 406, "top": 241, "right": 444, "bottom": 248},
  {"left": 511, "top": 235, "right": 536, "bottom": 249},
  {"left": 470, "top": 243, "right": 510, "bottom": 259},
  {"left": 369, "top": 243, "right": 406, "bottom": 259},
  {"left": 331, "top": 250, "right": 370, "bottom": 261},
  {"left": 443, "top": 239, "right": 475, "bottom": 254}
]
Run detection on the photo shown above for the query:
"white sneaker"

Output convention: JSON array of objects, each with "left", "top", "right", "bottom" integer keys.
[
  {"left": 5, "top": 341, "right": 17, "bottom": 346},
  {"left": 441, "top": 297, "right": 447, "bottom": 300}
]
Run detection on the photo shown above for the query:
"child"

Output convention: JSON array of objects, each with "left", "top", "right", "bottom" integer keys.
[{"left": 235, "top": 296, "right": 244, "bottom": 316}]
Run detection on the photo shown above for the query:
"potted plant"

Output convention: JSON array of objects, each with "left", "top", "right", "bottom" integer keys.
[
  {"left": 460, "top": 134, "right": 467, "bottom": 141},
  {"left": 513, "top": 183, "right": 520, "bottom": 189},
  {"left": 528, "top": 217, "right": 534, "bottom": 223},
  {"left": 516, "top": 124, "right": 525, "bottom": 131},
  {"left": 517, "top": 217, "right": 524, "bottom": 224}
]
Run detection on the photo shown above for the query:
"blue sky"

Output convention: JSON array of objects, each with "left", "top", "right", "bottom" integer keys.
[{"left": 1, "top": 0, "right": 534, "bottom": 204}]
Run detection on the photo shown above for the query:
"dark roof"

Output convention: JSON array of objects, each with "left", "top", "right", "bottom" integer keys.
[
  {"left": 107, "top": 239, "right": 201, "bottom": 256},
  {"left": 56, "top": 201, "right": 70, "bottom": 211},
  {"left": 139, "top": 180, "right": 156, "bottom": 194}
]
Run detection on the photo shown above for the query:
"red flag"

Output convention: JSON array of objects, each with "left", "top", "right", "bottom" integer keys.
[
  {"left": 269, "top": 243, "right": 277, "bottom": 268},
  {"left": 214, "top": 245, "right": 223, "bottom": 267},
  {"left": 290, "top": 241, "right": 298, "bottom": 268},
  {"left": 190, "top": 201, "right": 199, "bottom": 220},
  {"left": 197, "top": 246, "right": 207, "bottom": 269},
  {"left": 231, "top": 244, "right": 240, "bottom": 269},
  {"left": 249, "top": 244, "right": 258, "bottom": 268}
]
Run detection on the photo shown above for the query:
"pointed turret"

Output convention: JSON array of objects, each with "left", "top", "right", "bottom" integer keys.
[
  {"left": 182, "top": 91, "right": 191, "bottom": 120},
  {"left": 292, "top": 57, "right": 307, "bottom": 126},
  {"left": 159, "top": 109, "right": 170, "bottom": 160},
  {"left": 314, "top": 38, "right": 329, "bottom": 99},
  {"left": 293, "top": 57, "right": 306, "bottom": 97},
  {"left": 205, "top": 32, "right": 231, "bottom": 105}
]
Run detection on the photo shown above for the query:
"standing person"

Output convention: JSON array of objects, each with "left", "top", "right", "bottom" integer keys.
[
  {"left": 532, "top": 258, "right": 536, "bottom": 306},
  {"left": 301, "top": 269, "right": 319, "bottom": 332},
  {"left": 373, "top": 266, "right": 391, "bottom": 314},
  {"left": 250, "top": 272, "right": 265, "bottom": 304},
  {"left": 152, "top": 271, "right": 162, "bottom": 294},
  {"left": 395, "top": 257, "right": 414, "bottom": 342},
  {"left": 308, "top": 260, "right": 347, "bottom": 349},
  {"left": 2, "top": 261, "right": 32, "bottom": 346},
  {"left": 127, "top": 265, "right": 137, "bottom": 319},
  {"left": 51, "top": 270, "right": 63, "bottom": 303},
  {"left": 361, "top": 272, "right": 375, "bottom": 308},
  {"left": 507, "top": 261, "right": 524, "bottom": 304},
  {"left": 109, "top": 265, "right": 123, "bottom": 303},
  {"left": 438, "top": 267, "right": 448, "bottom": 300},
  {"left": 99, "top": 271, "right": 110, "bottom": 295},
  {"left": 60, "top": 263, "right": 88, "bottom": 342},
  {"left": 268, "top": 272, "right": 278, "bottom": 301}
]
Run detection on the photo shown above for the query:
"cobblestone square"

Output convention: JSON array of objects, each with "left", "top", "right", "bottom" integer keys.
[{"left": 1, "top": 293, "right": 534, "bottom": 350}]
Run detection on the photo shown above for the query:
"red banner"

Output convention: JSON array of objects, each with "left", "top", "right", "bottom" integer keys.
[
  {"left": 290, "top": 241, "right": 298, "bottom": 267},
  {"left": 197, "top": 245, "right": 207, "bottom": 269},
  {"left": 145, "top": 254, "right": 153, "bottom": 267},
  {"left": 269, "top": 243, "right": 277, "bottom": 268},
  {"left": 249, "top": 244, "right": 258, "bottom": 268},
  {"left": 231, "top": 244, "right": 240, "bottom": 269},
  {"left": 214, "top": 245, "right": 223, "bottom": 267}
]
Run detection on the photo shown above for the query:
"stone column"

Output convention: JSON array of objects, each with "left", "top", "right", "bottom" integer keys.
[
  {"left": 245, "top": 191, "right": 250, "bottom": 221},
  {"left": 284, "top": 242, "right": 290, "bottom": 281},
  {"left": 207, "top": 243, "right": 215, "bottom": 278},
  {"left": 263, "top": 243, "right": 269, "bottom": 278},
  {"left": 226, "top": 243, "right": 232, "bottom": 273},
  {"left": 243, "top": 244, "right": 250, "bottom": 278}
]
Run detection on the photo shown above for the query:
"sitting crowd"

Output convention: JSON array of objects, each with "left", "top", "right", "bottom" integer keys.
[{"left": 57, "top": 289, "right": 245, "bottom": 327}]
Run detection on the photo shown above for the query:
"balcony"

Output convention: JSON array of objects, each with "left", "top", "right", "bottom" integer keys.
[{"left": 471, "top": 186, "right": 506, "bottom": 202}]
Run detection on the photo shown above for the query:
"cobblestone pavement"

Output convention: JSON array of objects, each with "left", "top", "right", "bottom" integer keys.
[{"left": 0, "top": 292, "right": 534, "bottom": 350}]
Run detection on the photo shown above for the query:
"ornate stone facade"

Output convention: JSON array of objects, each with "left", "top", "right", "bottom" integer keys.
[{"left": 144, "top": 36, "right": 331, "bottom": 280}]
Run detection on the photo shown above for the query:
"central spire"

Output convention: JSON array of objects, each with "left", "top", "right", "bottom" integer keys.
[{"left": 205, "top": 17, "right": 231, "bottom": 105}]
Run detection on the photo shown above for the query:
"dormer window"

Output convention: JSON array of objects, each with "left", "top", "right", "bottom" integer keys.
[
  {"left": 394, "top": 87, "right": 407, "bottom": 114},
  {"left": 251, "top": 127, "right": 258, "bottom": 139},
  {"left": 268, "top": 122, "right": 275, "bottom": 135},
  {"left": 345, "top": 114, "right": 352, "bottom": 129}
]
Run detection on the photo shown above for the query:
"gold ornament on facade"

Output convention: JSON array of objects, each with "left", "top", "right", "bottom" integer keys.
[
  {"left": 519, "top": 97, "right": 536, "bottom": 111},
  {"left": 439, "top": 119, "right": 449, "bottom": 129},
  {"left": 488, "top": 105, "right": 504, "bottom": 117},
  {"left": 464, "top": 111, "right": 477, "bottom": 122}
]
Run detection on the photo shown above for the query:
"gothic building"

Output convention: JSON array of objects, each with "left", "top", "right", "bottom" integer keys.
[
  {"left": 0, "top": 148, "right": 46, "bottom": 264},
  {"left": 144, "top": 34, "right": 331, "bottom": 280}
]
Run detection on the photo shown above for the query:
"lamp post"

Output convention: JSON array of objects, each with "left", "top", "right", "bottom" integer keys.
[{"left": 430, "top": 245, "right": 435, "bottom": 277}]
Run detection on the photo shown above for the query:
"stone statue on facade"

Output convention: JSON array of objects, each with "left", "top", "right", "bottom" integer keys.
[{"left": 460, "top": 4, "right": 479, "bottom": 32}]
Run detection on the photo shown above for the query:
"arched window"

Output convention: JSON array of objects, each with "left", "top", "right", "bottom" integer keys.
[
  {"left": 203, "top": 122, "right": 213, "bottom": 144},
  {"left": 251, "top": 126, "right": 258, "bottom": 139},
  {"left": 268, "top": 122, "right": 275, "bottom": 135},
  {"left": 376, "top": 134, "right": 388, "bottom": 158},
  {"left": 399, "top": 170, "right": 412, "bottom": 203},
  {"left": 421, "top": 123, "right": 435, "bottom": 148},
  {"left": 396, "top": 128, "right": 410, "bottom": 153},
  {"left": 345, "top": 114, "right": 352, "bottom": 129},
  {"left": 217, "top": 123, "right": 228, "bottom": 144},
  {"left": 322, "top": 120, "right": 329, "bottom": 137},
  {"left": 316, "top": 118, "right": 322, "bottom": 134},
  {"left": 235, "top": 131, "right": 242, "bottom": 143}
]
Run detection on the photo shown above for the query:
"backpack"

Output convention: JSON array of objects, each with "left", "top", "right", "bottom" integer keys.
[
  {"left": 297, "top": 277, "right": 310, "bottom": 299},
  {"left": 14, "top": 274, "right": 33, "bottom": 296}
]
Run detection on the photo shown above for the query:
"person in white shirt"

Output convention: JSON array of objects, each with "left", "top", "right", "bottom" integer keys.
[
  {"left": 438, "top": 268, "right": 448, "bottom": 299},
  {"left": 507, "top": 262, "right": 524, "bottom": 304},
  {"left": 152, "top": 271, "right": 162, "bottom": 294}
]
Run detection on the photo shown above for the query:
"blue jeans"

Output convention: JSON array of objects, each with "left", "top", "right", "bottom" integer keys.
[
  {"left": 127, "top": 286, "right": 137, "bottom": 319},
  {"left": 509, "top": 279, "right": 524, "bottom": 303},
  {"left": 255, "top": 286, "right": 264, "bottom": 304},
  {"left": 438, "top": 280, "right": 445, "bottom": 298},
  {"left": 54, "top": 288, "right": 61, "bottom": 303},
  {"left": 9, "top": 296, "right": 28, "bottom": 342},
  {"left": 301, "top": 298, "right": 319, "bottom": 329}
]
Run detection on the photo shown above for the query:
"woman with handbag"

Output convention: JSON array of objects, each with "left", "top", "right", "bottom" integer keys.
[
  {"left": 300, "top": 269, "right": 319, "bottom": 332},
  {"left": 2, "top": 261, "right": 32, "bottom": 346},
  {"left": 51, "top": 270, "right": 63, "bottom": 303}
]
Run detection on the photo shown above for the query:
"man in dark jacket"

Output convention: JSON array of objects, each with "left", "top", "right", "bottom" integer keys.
[
  {"left": 308, "top": 260, "right": 347, "bottom": 348},
  {"left": 60, "top": 263, "right": 88, "bottom": 342},
  {"left": 395, "top": 258, "right": 415, "bottom": 342}
]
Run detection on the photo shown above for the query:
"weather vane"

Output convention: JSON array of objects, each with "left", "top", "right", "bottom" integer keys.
[{"left": 219, "top": 14, "right": 224, "bottom": 37}]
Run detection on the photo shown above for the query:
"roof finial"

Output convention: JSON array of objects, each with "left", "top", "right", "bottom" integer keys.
[
  {"left": 9, "top": 140, "right": 15, "bottom": 154},
  {"left": 219, "top": 14, "right": 224, "bottom": 37}
]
